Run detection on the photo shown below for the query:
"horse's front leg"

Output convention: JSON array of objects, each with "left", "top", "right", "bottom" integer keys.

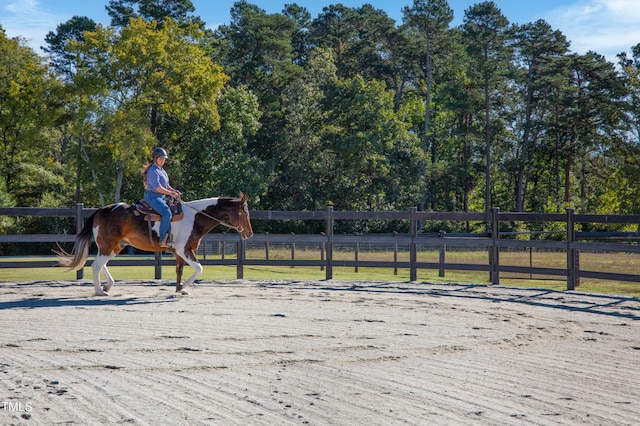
[
  {"left": 175, "top": 255, "right": 185, "bottom": 293},
  {"left": 174, "top": 249, "right": 202, "bottom": 295}
]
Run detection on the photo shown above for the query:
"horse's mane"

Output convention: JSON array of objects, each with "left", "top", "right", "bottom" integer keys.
[{"left": 184, "top": 195, "right": 244, "bottom": 212}]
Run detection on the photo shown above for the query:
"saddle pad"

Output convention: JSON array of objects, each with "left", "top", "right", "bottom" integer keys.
[
  {"left": 133, "top": 202, "right": 183, "bottom": 222},
  {"left": 135, "top": 200, "right": 182, "bottom": 216}
]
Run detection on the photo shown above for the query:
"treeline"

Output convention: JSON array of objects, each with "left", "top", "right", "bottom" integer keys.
[{"left": 2, "top": 0, "right": 640, "bottom": 234}]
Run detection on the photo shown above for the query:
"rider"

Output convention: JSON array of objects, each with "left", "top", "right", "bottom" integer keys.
[{"left": 141, "top": 147, "right": 180, "bottom": 247}]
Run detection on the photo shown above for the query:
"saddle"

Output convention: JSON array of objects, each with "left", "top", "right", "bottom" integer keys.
[{"left": 133, "top": 199, "right": 184, "bottom": 222}]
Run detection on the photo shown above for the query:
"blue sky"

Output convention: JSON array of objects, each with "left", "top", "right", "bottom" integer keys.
[{"left": 1, "top": 0, "right": 639, "bottom": 63}]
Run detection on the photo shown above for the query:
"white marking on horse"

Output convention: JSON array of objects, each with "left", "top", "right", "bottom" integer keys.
[
  {"left": 185, "top": 197, "right": 220, "bottom": 211},
  {"left": 111, "top": 203, "right": 127, "bottom": 212},
  {"left": 172, "top": 198, "right": 220, "bottom": 245}
]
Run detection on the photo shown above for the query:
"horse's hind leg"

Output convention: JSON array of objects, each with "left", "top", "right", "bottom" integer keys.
[
  {"left": 102, "top": 265, "right": 116, "bottom": 293},
  {"left": 91, "top": 254, "right": 112, "bottom": 296}
]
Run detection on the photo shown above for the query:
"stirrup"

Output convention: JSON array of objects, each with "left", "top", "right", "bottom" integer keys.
[{"left": 160, "top": 235, "right": 172, "bottom": 248}]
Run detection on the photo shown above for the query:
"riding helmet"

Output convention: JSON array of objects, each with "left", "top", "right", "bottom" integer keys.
[{"left": 152, "top": 147, "right": 168, "bottom": 159}]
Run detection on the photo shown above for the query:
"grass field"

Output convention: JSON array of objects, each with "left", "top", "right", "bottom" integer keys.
[{"left": 1, "top": 246, "right": 639, "bottom": 297}]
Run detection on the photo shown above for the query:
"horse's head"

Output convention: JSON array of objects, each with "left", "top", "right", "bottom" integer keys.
[{"left": 230, "top": 192, "right": 253, "bottom": 239}]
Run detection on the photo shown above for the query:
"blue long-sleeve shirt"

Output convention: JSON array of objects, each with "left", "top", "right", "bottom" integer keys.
[{"left": 146, "top": 164, "right": 170, "bottom": 194}]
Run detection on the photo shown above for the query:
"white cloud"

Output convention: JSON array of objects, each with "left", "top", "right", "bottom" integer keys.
[
  {"left": 0, "top": 0, "right": 59, "bottom": 52},
  {"left": 544, "top": 0, "right": 640, "bottom": 62}
]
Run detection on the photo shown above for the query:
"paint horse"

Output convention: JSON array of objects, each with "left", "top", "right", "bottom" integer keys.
[{"left": 56, "top": 194, "right": 253, "bottom": 295}]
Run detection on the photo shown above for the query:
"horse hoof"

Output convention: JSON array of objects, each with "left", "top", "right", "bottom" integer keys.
[
  {"left": 95, "top": 290, "right": 109, "bottom": 296},
  {"left": 176, "top": 288, "right": 190, "bottom": 295}
]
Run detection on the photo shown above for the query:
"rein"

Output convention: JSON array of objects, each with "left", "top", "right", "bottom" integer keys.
[{"left": 176, "top": 196, "right": 244, "bottom": 233}]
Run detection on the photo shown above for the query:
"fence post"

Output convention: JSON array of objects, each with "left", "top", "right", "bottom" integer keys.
[
  {"left": 355, "top": 241, "right": 359, "bottom": 273},
  {"left": 290, "top": 232, "right": 295, "bottom": 268},
  {"left": 325, "top": 206, "right": 333, "bottom": 280},
  {"left": 320, "top": 232, "right": 325, "bottom": 271},
  {"left": 393, "top": 231, "right": 398, "bottom": 276},
  {"left": 154, "top": 251, "right": 162, "bottom": 279},
  {"left": 438, "top": 230, "right": 446, "bottom": 277},
  {"left": 75, "top": 203, "right": 84, "bottom": 280},
  {"left": 567, "top": 208, "right": 576, "bottom": 290},
  {"left": 490, "top": 207, "right": 500, "bottom": 285},
  {"left": 237, "top": 238, "right": 245, "bottom": 280},
  {"left": 410, "top": 207, "right": 417, "bottom": 282}
]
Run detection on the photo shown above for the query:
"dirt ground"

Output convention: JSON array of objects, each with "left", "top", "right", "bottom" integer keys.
[{"left": 0, "top": 279, "right": 639, "bottom": 425}]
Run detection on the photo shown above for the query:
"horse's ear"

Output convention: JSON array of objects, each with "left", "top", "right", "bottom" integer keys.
[{"left": 240, "top": 192, "right": 248, "bottom": 203}]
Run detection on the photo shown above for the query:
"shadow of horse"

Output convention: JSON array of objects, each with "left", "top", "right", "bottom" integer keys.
[{"left": 0, "top": 295, "right": 178, "bottom": 310}]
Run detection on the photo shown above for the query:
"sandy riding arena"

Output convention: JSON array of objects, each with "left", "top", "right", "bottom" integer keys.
[{"left": 1, "top": 280, "right": 639, "bottom": 425}]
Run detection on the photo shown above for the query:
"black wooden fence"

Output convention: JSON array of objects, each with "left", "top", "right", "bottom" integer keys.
[{"left": 1, "top": 205, "right": 640, "bottom": 290}]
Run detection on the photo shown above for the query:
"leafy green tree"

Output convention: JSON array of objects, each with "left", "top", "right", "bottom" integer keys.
[
  {"left": 43, "top": 16, "right": 97, "bottom": 81},
  {"left": 177, "top": 85, "right": 267, "bottom": 201},
  {"left": 0, "top": 28, "right": 65, "bottom": 207},
  {"left": 462, "top": 1, "right": 511, "bottom": 212},
  {"left": 215, "top": 1, "right": 303, "bottom": 207},
  {"left": 283, "top": 3, "right": 312, "bottom": 66},
  {"left": 106, "top": 0, "right": 204, "bottom": 29},
  {"left": 43, "top": 16, "right": 100, "bottom": 204},
  {"left": 511, "top": 20, "right": 569, "bottom": 211},
  {"left": 318, "top": 75, "right": 425, "bottom": 211},
  {"left": 310, "top": 4, "right": 397, "bottom": 82},
  {"left": 69, "top": 17, "right": 228, "bottom": 203},
  {"left": 265, "top": 48, "right": 334, "bottom": 211},
  {"left": 216, "top": 1, "right": 300, "bottom": 93},
  {"left": 607, "top": 44, "right": 640, "bottom": 213},
  {"left": 402, "top": 0, "right": 454, "bottom": 156},
  {"left": 560, "top": 52, "right": 627, "bottom": 210}
]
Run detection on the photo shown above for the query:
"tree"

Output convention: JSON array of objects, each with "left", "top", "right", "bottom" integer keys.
[
  {"left": 216, "top": 1, "right": 300, "bottom": 92},
  {"left": 310, "top": 4, "right": 397, "bottom": 82},
  {"left": 618, "top": 44, "right": 640, "bottom": 146},
  {"left": 0, "top": 28, "right": 65, "bottom": 207},
  {"left": 603, "top": 45, "right": 640, "bottom": 213},
  {"left": 265, "top": 48, "right": 334, "bottom": 211},
  {"left": 177, "top": 85, "right": 267, "bottom": 201},
  {"left": 462, "top": 1, "right": 511, "bottom": 212},
  {"left": 402, "top": 0, "right": 454, "bottom": 155},
  {"left": 43, "top": 16, "right": 97, "bottom": 81},
  {"left": 215, "top": 1, "right": 303, "bottom": 204},
  {"left": 283, "top": 3, "right": 312, "bottom": 66},
  {"left": 318, "top": 75, "right": 425, "bottom": 211},
  {"left": 511, "top": 20, "right": 569, "bottom": 211},
  {"left": 43, "top": 16, "right": 100, "bottom": 204},
  {"left": 70, "top": 17, "right": 228, "bottom": 203},
  {"left": 106, "top": 0, "right": 204, "bottom": 29},
  {"left": 559, "top": 52, "right": 627, "bottom": 209}
]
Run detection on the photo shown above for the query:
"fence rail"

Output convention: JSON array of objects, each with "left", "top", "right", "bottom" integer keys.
[{"left": 2, "top": 205, "right": 640, "bottom": 290}]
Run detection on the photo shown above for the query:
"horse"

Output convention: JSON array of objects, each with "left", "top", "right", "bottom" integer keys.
[{"left": 56, "top": 193, "right": 253, "bottom": 296}]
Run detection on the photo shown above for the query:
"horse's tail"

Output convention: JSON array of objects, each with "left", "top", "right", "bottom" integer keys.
[{"left": 54, "top": 210, "right": 97, "bottom": 271}]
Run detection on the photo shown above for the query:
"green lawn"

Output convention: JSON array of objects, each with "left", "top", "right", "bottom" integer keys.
[{"left": 1, "top": 249, "right": 639, "bottom": 297}]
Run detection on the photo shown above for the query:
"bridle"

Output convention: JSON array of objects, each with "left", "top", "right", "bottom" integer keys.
[{"left": 177, "top": 196, "right": 245, "bottom": 233}]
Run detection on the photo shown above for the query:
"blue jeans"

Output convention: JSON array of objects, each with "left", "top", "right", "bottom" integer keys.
[{"left": 144, "top": 191, "right": 172, "bottom": 242}]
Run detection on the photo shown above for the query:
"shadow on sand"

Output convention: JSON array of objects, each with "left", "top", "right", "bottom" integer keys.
[
  {"left": 264, "top": 280, "right": 640, "bottom": 321},
  {"left": 0, "top": 296, "right": 177, "bottom": 310},
  {"left": 0, "top": 280, "right": 178, "bottom": 310}
]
